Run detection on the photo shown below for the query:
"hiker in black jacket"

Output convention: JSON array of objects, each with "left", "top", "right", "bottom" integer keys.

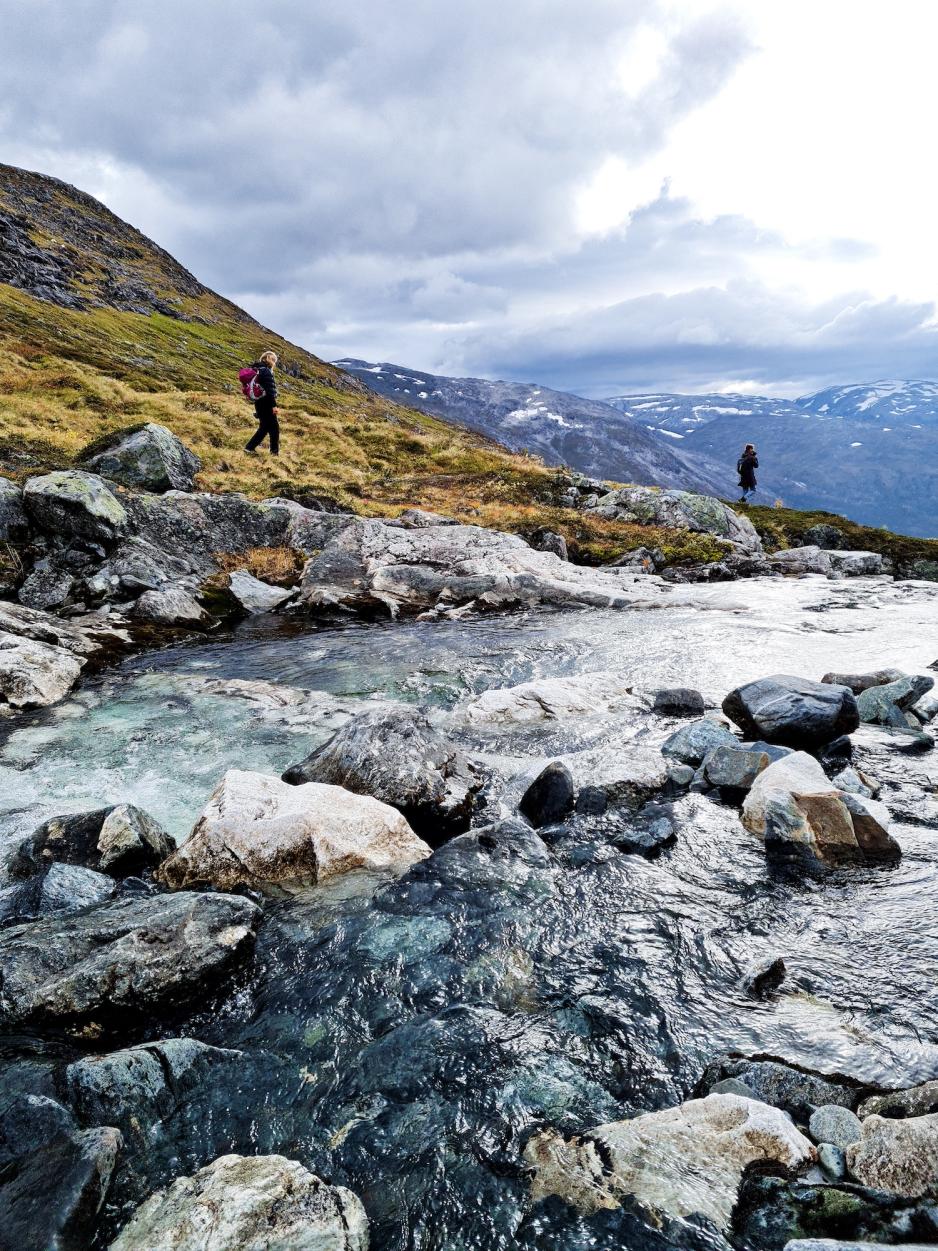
[
  {"left": 737, "top": 443, "right": 758, "bottom": 502},
  {"left": 245, "top": 350, "right": 280, "bottom": 455}
]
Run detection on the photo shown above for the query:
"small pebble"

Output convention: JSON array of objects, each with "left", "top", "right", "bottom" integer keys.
[{"left": 817, "top": 1141, "right": 846, "bottom": 1179}]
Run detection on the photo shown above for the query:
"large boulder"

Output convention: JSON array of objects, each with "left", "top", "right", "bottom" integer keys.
[
  {"left": 856, "top": 674, "right": 935, "bottom": 728},
  {"left": 821, "top": 668, "right": 906, "bottom": 694},
  {"left": 81, "top": 423, "right": 201, "bottom": 493},
  {"left": 157, "top": 769, "right": 431, "bottom": 892},
  {"left": 65, "top": 1038, "right": 240, "bottom": 1148},
  {"left": 12, "top": 804, "right": 173, "bottom": 879},
  {"left": 742, "top": 751, "right": 900, "bottom": 864},
  {"left": 132, "top": 584, "right": 211, "bottom": 629},
  {"left": 846, "top": 1112, "right": 938, "bottom": 1197},
  {"left": 826, "top": 550, "right": 887, "bottom": 577},
  {"left": 586, "top": 486, "right": 763, "bottom": 554},
  {"left": 22, "top": 470, "right": 127, "bottom": 545},
  {"left": 297, "top": 517, "right": 672, "bottom": 617},
  {"left": 519, "top": 761, "right": 576, "bottom": 828},
  {"left": 698, "top": 1056, "right": 861, "bottom": 1118},
  {"left": 652, "top": 687, "right": 705, "bottom": 717},
  {"left": 0, "top": 476, "right": 29, "bottom": 541},
  {"left": 0, "top": 891, "right": 260, "bottom": 1033},
  {"left": 702, "top": 742, "right": 791, "bottom": 791},
  {"left": 282, "top": 708, "right": 484, "bottom": 841},
  {"left": 722, "top": 675, "right": 859, "bottom": 749},
  {"left": 108, "top": 1153, "right": 368, "bottom": 1251},
  {"left": 524, "top": 1093, "right": 814, "bottom": 1231},
  {"left": 0, "top": 630, "right": 84, "bottom": 711},
  {"left": 767, "top": 546, "right": 833, "bottom": 577}
]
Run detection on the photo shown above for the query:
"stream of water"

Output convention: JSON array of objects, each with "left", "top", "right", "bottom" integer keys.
[{"left": 2, "top": 575, "right": 937, "bottom": 1248}]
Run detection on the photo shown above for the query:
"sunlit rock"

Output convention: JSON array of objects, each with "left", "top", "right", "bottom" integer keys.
[
  {"left": 846, "top": 1112, "right": 938, "bottom": 1197},
  {"left": 81, "top": 423, "right": 201, "bottom": 493},
  {"left": 22, "top": 469, "right": 127, "bottom": 545},
  {"left": 723, "top": 674, "right": 859, "bottom": 749}
]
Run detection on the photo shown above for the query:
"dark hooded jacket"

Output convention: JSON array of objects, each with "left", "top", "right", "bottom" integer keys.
[
  {"left": 252, "top": 362, "right": 278, "bottom": 411},
  {"left": 737, "top": 450, "right": 758, "bottom": 489}
]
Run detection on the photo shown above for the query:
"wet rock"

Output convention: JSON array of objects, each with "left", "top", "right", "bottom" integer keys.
[
  {"left": 816, "top": 734, "right": 854, "bottom": 772},
  {"left": 858, "top": 1080, "right": 938, "bottom": 1120},
  {"left": 666, "top": 763, "right": 696, "bottom": 788},
  {"left": 822, "top": 668, "right": 906, "bottom": 694},
  {"left": 710, "top": 1077, "right": 758, "bottom": 1099},
  {"left": 108, "top": 1153, "right": 369, "bottom": 1251},
  {"left": 661, "top": 717, "right": 738, "bottom": 766},
  {"left": 12, "top": 803, "right": 173, "bottom": 878},
  {"left": 857, "top": 674, "right": 934, "bottom": 728},
  {"left": 0, "top": 863, "right": 116, "bottom": 925},
  {"left": 809, "top": 1105, "right": 862, "bottom": 1150},
  {"left": 742, "top": 955, "right": 787, "bottom": 997},
  {"left": 519, "top": 762, "right": 576, "bottom": 828},
  {"left": 575, "top": 785, "right": 608, "bottom": 816},
  {"left": 0, "top": 890, "right": 260, "bottom": 1033},
  {"left": 611, "top": 803, "right": 677, "bottom": 856},
  {"left": 524, "top": 1093, "right": 814, "bottom": 1231},
  {"left": 846, "top": 1112, "right": 938, "bottom": 1197},
  {"left": 698, "top": 1057, "right": 862, "bottom": 1118},
  {"left": 226, "top": 569, "right": 293, "bottom": 613},
  {"left": 784, "top": 1242, "right": 933, "bottom": 1251},
  {"left": 586, "top": 486, "right": 763, "bottom": 554},
  {"left": 23, "top": 470, "right": 127, "bottom": 545},
  {"left": 767, "top": 546, "right": 834, "bottom": 577},
  {"left": 831, "top": 766, "right": 877, "bottom": 798},
  {"left": 65, "top": 1038, "right": 241, "bottom": 1147},
  {"left": 742, "top": 751, "right": 900, "bottom": 865},
  {"left": 816, "top": 1142, "right": 847, "bottom": 1179},
  {"left": 157, "top": 769, "right": 431, "bottom": 892},
  {"left": 653, "top": 687, "right": 706, "bottom": 717},
  {"left": 462, "top": 673, "right": 640, "bottom": 724},
  {"left": 723, "top": 674, "right": 860, "bottom": 749},
  {"left": 81, "top": 423, "right": 201, "bottom": 493},
  {"left": 827, "top": 550, "right": 887, "bottom": 576},
  {"left": 297, "top": 517, "right": 673, "bottom": 616},
  {"left": 0, "top": 1116, "right": 122, "bottom": 1251},
  {"left": 0, "top": 629, "right": 84, "bottom": 711},
  {"left": 530, "top": 528, "right": 568, "bottom": 560},
  {"left": 0, "top": 475, "right": 30, "bottom": 540},
  {"left": 912, "top": 691, "right": 938, "bottom": 723},
  {"left": 282, "top": 708, "right": 484, "bottom": 841},
  {"left": 132, "top": 584, "right": 211, "bottom": 629},
  {"left": 703, "top": 743, "right": 788, "bottom": 792}
]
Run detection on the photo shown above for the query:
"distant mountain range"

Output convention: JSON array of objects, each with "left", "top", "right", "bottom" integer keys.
[
  {"left": 335, "top": 361, "right": 733, "bottom": 497},
  {"left": 341, "top": 362, "right": 938, "bottom": 536}
]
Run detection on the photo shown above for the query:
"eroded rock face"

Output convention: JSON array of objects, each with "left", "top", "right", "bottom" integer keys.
[
  {"left": 723, "top": 675, "right": 859, "bottom": 749},
  {"left": 157, "top": 770, "right": 431, "bottom": 892},
  {"left": 0, "top": 476, "right": 29, "bottom": 541},
  {"left": 297, "top": 517, "right": 669, "bottom": 617},
  {"left": 858, "top": 1080, "right": 938, "bottom": 1120},
  {"left": 586, "top": 486, "right": 763, "bottom": 554},
  {"left": 827, "top": 550, "right": 886, "bottom": 576},
  {"left": 846, "top": 1112, "right": 938, "bottom": 1197},
  {"left": 524, "top": 1093, "right": 814, "bottom": 1231},
  {"left": 742, "top": 752, "right": 899, "bottom": 864},
  {"left": 12, "top": 803, "right": 173, "bottom": 879},
  {"left": 81, "top": 423, "right": 201, "bottom": 493},
  {"left": 108, "top": 1153, "right": 369, "bottom": 1251},
  {"left": 282, "top": 708, "right": 484, "bottom": 841},
  {"left": 0, "top": 891, "right": 260, "bottom": 1032},
  {"left": 22, "top": 470, "right": 127, "bottom": 545}
]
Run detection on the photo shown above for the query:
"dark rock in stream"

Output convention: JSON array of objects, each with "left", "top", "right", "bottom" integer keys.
[
  {"left": 661, "top": 718, "right": 738, "bottom": 766},
  {"left": 0, "top": 891, "right": 260, "bottom": 1034},
  {"left": 282, "top": 707, "right": 485, "bottom": 842},
  {"left": 723, "top": 675, "right": 860, "bottom": 749},
  {"left": 698, "top": 1057, "right": 864, "bottom": 1118},
  {"left": 0, "top": 862, "right": 116, "bottom": 925},
  {"left": 741, "top": 955, "right": 787, "bottom": 998},
  {"left": 653, "top": 687, "right": 706, "bottom": 717},
  {"left": 519, "top": 761, "right": 576, "bottom": 828},
  {"left": 0, "top": 1092, "right": 122, "bottom": 1251},
  {"left": 11, "top": 803, "right": 174, "bottom": 879}
]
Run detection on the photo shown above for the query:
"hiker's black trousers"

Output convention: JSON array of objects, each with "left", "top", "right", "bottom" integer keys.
[{"left": 247, "top": 404, "right": 280, "bottom": 454}]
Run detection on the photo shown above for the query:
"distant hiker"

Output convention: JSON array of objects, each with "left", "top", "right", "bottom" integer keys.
[
  {"left": 737, "top": 443, "right": 758, "bottom": 502},
  {"left": 242, "top": 350, "right": 280, "bottom": 456}
]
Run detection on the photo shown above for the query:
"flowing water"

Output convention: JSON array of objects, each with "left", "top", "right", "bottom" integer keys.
[{"left": 2, "top": 575, "right": 937, "bottom": 1248}]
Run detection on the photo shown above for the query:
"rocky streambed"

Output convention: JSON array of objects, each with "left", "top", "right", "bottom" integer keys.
[{"left": 1, "top": 566, "right": 938, "bottom": 1250}]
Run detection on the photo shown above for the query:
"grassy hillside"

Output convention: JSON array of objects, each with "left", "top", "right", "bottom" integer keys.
[{"left": 2, "top": 161, "right": 937, "bottom": 575}]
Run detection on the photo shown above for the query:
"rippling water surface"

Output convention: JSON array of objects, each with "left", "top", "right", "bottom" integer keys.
[{"left": 2, "top": 575, "right": 937, "bottom": 1249}]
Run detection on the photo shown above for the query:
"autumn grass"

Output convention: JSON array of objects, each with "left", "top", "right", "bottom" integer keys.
[
  {"left": 210, "top": 547, "right": 308, "bottom": 587},
  {"left": 737, "top": 502, "right": 938, "bottom": 568}
]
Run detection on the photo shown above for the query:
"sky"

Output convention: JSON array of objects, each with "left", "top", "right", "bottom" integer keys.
[{"left": 3, "top": 0, "right": 938, "bottom": 398}]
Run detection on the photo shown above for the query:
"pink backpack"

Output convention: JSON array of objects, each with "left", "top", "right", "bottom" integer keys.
[{"left": 239, "top": 366, "right": 266, "bottom": 402}]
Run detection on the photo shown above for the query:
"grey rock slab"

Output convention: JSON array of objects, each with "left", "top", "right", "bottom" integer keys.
[
  {"left": 0, "top": 863, "right": 116, "bottom": 925},
  {"left": 698, "top": 1057, "right": 862, "bottom": 1117},
  {"left": 0, "top": 890, "right": 260, "bottom": 1032},
  {"left": 822, "top": 668, "right": 906, "bottom": 694},
  {"left": 652, "top": 687, "right": 706, "bottom": 717},
  {"left": 282, "top": 706, "right": 484, "bottom": 841},
  {"left": 723, "top": 674, "right": 859, "bottom": 749},
  {"left": 826, "top": 550, "right": 886, "bottom": 576},
  {"left": 0, "top": 629, "right": 84, "bottom": 711},
  {"left": 22, "top": 470, "right": 127, "bottom": 545},
  {"left": 661, "top": 717, "right": 738, "bottom": 766},
  {"left": 704, "top": 744, "right": 776, "bottom": 790},
  {"left": 767, "top": 545, "right": 834, "bottom": 577},
  {"left": 0, "top": 475, "right": 29, "bottom": 541},
  {"left": 107, "top": 1152, "right": 368, "bottom": 1251},
  {"left": 226, "top": 569, "right": 293, "bottom": 614},
  {"left": 808, "top": 1104, "right": 862, "bottom": 1149},
  {"left": 132, "top": 584, "right": 210, "bottom": 628},
  {"left": 846, "top": 1111, "right": 938, "bottom": 1197},
  {"left": 858, "top": 1080, "right": 938, "bottom": 1120},
  {"left": 857, "top": 674, "right": 935, "bottom": 727},
  {"left": 81, "top": 423, "right": 201, "bottom": 493}
]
